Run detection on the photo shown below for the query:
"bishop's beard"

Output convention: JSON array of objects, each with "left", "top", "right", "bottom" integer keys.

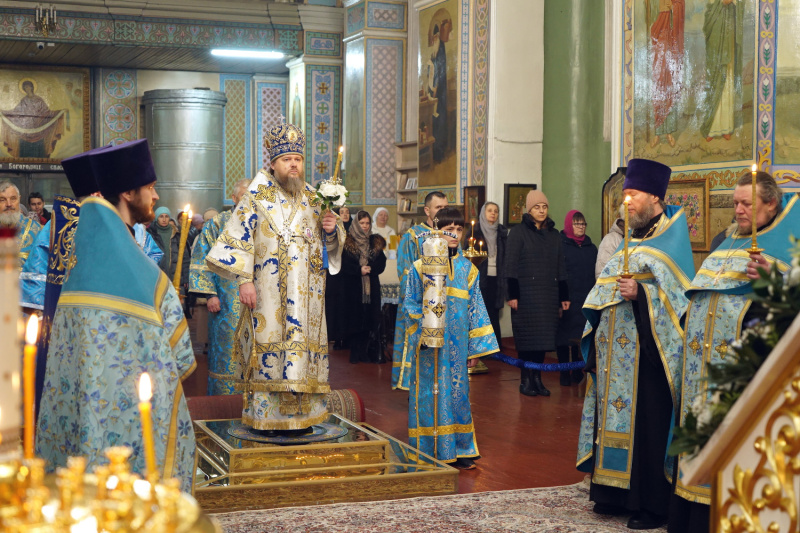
[{"left": 273, "top": 172, "right": 306, "bottom": 195}]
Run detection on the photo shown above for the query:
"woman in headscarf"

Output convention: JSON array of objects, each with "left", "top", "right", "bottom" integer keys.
[
  {"left": 146, "top": 206, "right": 190, "bottom": 295},
  {"left": 555, "top": 210, "right": 597, "bottom": 386},
  {"left": 505, "top": 190, "right": 569, "bottom": 397},
  {"left": 340, "top": 211, "right": 387, "bottom": 363},
  {"left": 326, "top": 205, "right": 354, "bottom": 348},
  {"left": 463, "top": 201, "right": 506, "bottom": 345},
  {"left": 371, "top": 207, "right": 396, "bottom": 241}
]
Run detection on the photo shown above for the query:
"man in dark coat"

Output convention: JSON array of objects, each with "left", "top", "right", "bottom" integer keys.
[{"left": 505, "top": 189, "right": 569, "bottom": 397}]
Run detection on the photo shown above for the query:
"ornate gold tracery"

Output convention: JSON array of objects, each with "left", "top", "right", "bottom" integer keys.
[{"left": 719, "top": 378, "right": 800, "bottom": 533}]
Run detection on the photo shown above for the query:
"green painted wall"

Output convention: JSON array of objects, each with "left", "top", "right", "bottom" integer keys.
[{"left": 542, "top": 0, "right": 611, "bottom": 243}]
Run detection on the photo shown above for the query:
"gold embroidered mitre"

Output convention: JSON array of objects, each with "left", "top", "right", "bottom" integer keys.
[{"left": 264, "top": 122, "right": 306, "bottom": 161}]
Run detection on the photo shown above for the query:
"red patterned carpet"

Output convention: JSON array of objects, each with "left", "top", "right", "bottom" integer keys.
[{"left": 211, "top": 482, "right": 667, "bottom": 532}]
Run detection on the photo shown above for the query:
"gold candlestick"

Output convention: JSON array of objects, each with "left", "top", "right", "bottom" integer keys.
[
  {"left": 23, "top": 315, "right": 38, "bottom": 459},
  {"left": 748, "top": 164, "right": 763, "bottom": 254},
  {"left": 332, "top": 146, "right": 343, "bottom": 183},
  {"left": 622, "top": 196, "right": 632, "bottom": 277},
  {"left": 138, "top": 373, "right": 158, "bottom": 480},
  {"left": 172, "top": 204, "right": 191, "bottom": 293}
]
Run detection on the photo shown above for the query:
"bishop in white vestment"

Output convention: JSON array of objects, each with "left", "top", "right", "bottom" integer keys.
[{"left": 206, "top": 122, "right": 343, "bottom": 431}]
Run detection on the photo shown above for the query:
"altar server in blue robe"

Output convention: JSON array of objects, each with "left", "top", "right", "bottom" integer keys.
[
  {"left": 189, "top": 178, "right": 250, "bottom": 395},
  {"left": 36, "top": 140, "right": 196, "bottom": 491},
  {"left": 392, "top": 191, "right": 449, "bottom": 388},
  {"left": 669, "top": 173, "right": 799, "bottom": 533},
  {"left": 397, "top": 206, "right": 498, "bottom": 469},
  {"left": 577, "top": 159, "right": 695, "bottom": 530}
]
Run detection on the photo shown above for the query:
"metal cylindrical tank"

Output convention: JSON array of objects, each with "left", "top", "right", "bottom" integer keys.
[{"left": 142, "top": 89, "right": 227, "bottom": 215}]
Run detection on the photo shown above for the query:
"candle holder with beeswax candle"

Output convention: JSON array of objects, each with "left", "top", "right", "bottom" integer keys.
[
  {"left": 463, "top": 219, "right": 487, "bottom": 260},
  {"left": 173, "top": 205, "right": 192, "bottom": 295},
  {"left": 621, "top": 196, "right": 633, "bottom": 278},
  {"left": 748, "top": 164, "right": 763, "bottom": 255}
]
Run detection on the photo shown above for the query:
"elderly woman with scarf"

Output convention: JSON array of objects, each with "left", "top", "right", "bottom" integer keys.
[
  {"left": 505, "top": 190, "right": 569, "bottom": 397},
  {"left": 371, "top": 207, "right": 396, "bottom": 241},
  {"left": 339, "top": 210, "right": 387, "bottom": 363},
  {"left": 555, "top": 210, "right": 597, "bottom": 386},
  {"left": 147, "top": 206, "right": 190, "bottom": 295},
  {"left": 463, "top": 202, "right": 507, "bottom": 345}
]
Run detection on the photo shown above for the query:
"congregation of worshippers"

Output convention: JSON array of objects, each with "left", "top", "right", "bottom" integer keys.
[{"left": 5, "top": 127, "right": 797, "bottom": 531}]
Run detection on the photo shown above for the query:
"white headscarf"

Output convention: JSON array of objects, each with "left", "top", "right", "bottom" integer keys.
[{"left": 373, "top": 207, "right": 389, "bottom": 227}]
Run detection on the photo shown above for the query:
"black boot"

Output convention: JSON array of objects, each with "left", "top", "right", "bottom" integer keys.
[
  {"left": 556, "top": 346, "right": 570, "bottom": 386},
  {"left": 531, "top": 370, "right": 550, "bottom": 396},
  {"left": 570, "top": 346, "right": 584, "bottom": 385},
  {"left": 519, "top": 368, "right": 537, "bottom": 396}
]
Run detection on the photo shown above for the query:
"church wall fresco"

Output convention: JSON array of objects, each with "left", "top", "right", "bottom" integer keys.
[
  {"left": 418, "top": 0, "right": 459, "bottom": 190},
  {"left": 0, "top": 65, "right": 90, "bottom": 164},
  {"left": 412, "top": 0, "right": 489, "bottom": 205},
  {"left": 621, "top": 0, "right": 800, "bottom": 189}
]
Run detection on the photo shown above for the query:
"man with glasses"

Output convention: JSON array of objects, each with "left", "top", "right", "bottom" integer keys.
[{"left": 0, "top": 181, "right": 41, "bottom": 268}]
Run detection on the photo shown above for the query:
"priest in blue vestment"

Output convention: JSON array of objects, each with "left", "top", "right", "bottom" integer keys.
[
  {"left": 577, "top": 159, "right": 695, "bottom": 530},
  {"left": 36, "top": 140, "right": 196, "bottom": 491},
  {"left": 189, "top": 179, "right": 249, "bottom": 395},
  {"left": 669, "top": 173, "right": 799, "bottom": 533}
]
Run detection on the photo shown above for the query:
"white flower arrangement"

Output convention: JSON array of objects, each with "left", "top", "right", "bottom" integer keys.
[{"left": 315, "top": 178, "right": 349, "bottom": 211}]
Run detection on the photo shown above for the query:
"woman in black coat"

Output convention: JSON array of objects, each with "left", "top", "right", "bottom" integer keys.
[
  {"left": 555, "top": 210, "right": 597, "bottom": 386},
  {"left": 325, "top": 206, "right": 353, "bottom": 349},
  {"left": 505, "top": 190, "right": 568, "bottom": 397},
  {"left": 340, "top": 211, "right": 387, "bottom": 363},
  {"left": 463, "top": 201, "right": 507, "bottom": 345}
]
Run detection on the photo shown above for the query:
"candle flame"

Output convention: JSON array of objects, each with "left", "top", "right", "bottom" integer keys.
[
  {"left": 25, "top": 315, "right": 39, "bottom": 345},
  {"left": 471, "top": 220, "right": 475, "bottom": 225},
  {"left": 751, "top": 164, "right": 758, "bottom": 172},
  {"left": 139, "top": 373, "right": 152, "bottom": 402},
  {"left": 624, "top": 195, "right": 632, "bottom": 204},
  {"left": 184, "top": 204, "right": 191, "bottom": 213},
  {"left": 339, "top": 146, "right": 344, "bottom": 153}
]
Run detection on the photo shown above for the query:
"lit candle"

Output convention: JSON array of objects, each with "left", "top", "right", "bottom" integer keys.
[
  {"left": 138, "top": 373, "right": 157, "bottom": 479},
  {"left": 479, "top": 240, "right": 484, "bottom": 254},
  {"left": 623, "top": 196, "right": 631, "bottom": 274},
  {"left": 24, "top": 315, "right": 38, "bottom": 459},
  {"left": 751, "top": 164, "right": 758, "bottom": 250},
  {"left": 172, "top": 204, "right": 191, "bottom": 293},
  {"left": 332, "top": 146, "right": 344, "bottom": 183},
  {"left": 470, "top": 220, "right": 475, "bottom": 247}
]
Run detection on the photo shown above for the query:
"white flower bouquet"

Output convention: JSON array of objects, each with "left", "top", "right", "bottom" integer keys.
[{"left": 315, "top": 178, "right": 349, "bottom": 211}]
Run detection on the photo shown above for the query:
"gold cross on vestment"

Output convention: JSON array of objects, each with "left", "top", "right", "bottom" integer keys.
[
  {"left": 714, "top": 340, "right": 728, "bottom": 358},
  {"left": 688, "top": 335, "right": 701, "bottom": 354},
  {"left": 611, "top": 397, "right": 627, "bottom": 413},
  {"left": 615, "top": 333, "right": 631, "bottom": 350}
]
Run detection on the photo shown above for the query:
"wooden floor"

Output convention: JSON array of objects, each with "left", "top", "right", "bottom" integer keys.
[{"left": 183, "top": 325, "right": 587, "bottom": 495}]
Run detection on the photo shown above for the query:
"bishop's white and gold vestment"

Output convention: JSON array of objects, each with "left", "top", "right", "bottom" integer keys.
[{"left": 206, "top": 170, "right": 343, "bottom": 430}]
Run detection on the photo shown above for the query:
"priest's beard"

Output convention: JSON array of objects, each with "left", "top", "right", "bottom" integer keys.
[
  {"left": 0, "top": 210, "right": 18, "bottom": 228},
  {"left": 273, "top": 171, "right": 306, "bottom": 196},
  {"left": 128, "top": 191, "right": 155, "bottom": 224},
  {"left": 630, "top": 202, "right": 656, "bottom": 230}
]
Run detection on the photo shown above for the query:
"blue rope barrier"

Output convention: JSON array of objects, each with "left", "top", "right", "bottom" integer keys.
[{"left": 489, "top": 352, "right": 585, "bottom": 372}]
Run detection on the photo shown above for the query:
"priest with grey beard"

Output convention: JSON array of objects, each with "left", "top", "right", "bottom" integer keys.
[{"left": 0, "top": 180, "right": 41, "bottom": 268}]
